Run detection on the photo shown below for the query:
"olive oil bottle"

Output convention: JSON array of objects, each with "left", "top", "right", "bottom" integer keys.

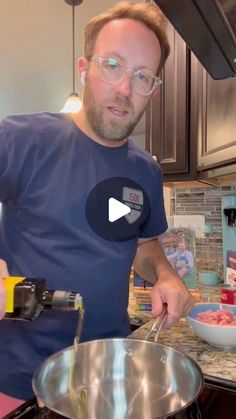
[{"left": 3, "top": 277, "right": 83, "bottom": 320}]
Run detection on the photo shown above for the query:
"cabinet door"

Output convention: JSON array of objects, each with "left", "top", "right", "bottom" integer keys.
[
  {"left": 146, "top": 24, "right": 196, "bottom": 180},
  {"left": 193, "top": 56, "right": 236, "bottom": 171}
]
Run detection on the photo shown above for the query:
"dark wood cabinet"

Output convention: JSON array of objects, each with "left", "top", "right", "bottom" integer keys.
[
  {"left": 191, "top": 54, "right": 236, "bottom": 172},
  {"left": 146, "top": 22, "right": 236, "bottom": 183},
  {"left": 146, "top": 24, "right": 197, "bottom": 181}
]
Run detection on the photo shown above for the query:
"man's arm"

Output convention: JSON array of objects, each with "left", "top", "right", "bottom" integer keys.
[
  {"left": 134, "top": 237, "right": 174, "bottom": 284},
  {"left": 133, "top": 238, "right": 194, "bottom": 329}
]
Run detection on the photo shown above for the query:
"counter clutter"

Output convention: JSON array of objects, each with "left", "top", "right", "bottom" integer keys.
[{"left": 128, "top": 270, "right": 222, "bottom": 318}]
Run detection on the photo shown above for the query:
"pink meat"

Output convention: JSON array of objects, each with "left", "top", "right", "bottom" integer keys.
[{"left": 196, "top": 309, "right": 236, "bottom": 325}]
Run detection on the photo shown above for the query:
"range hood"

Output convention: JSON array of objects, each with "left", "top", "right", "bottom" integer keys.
[{"left": 154, "top": 0, "right": 236, "bottom": 79}]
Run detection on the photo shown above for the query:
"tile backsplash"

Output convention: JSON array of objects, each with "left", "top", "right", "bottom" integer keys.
[{"left": 169, "top": 184, "right": 236, "bottom": 280}]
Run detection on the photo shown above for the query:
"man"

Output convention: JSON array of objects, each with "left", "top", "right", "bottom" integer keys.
[
  {"left": 167, "top": 239, "right": 195, "bottom": 279},
  {"left": 0, "top": 2, "right": 193, "bottom": 413}
]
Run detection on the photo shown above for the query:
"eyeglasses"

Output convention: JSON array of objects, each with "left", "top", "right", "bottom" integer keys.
[{"left": 90, "top": 56, "right": 162, "bottom": 96}]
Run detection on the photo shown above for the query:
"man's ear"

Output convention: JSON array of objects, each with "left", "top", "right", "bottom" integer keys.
[{"left": 77, "top": 57, "right": 88, "bottom": 82}]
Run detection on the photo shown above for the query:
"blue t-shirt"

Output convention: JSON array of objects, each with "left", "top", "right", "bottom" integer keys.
[{"left": 0, "top": 112, "right": 167, "bottom": 399}]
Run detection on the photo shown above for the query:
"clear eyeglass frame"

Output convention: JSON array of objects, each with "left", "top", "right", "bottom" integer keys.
[{"left": 90, "top": 56, "right": 162, "bottom": 96}]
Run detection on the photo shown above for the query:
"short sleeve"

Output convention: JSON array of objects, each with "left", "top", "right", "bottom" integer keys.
[
  {"left": 0, "top": 116, "right": 34, "bottom": 203},
  {"left": 0, "top": 118, "right": 16, "bottom": 202},
  {"left": 139, "top": 161, "right": 168, "bottom": 238}
]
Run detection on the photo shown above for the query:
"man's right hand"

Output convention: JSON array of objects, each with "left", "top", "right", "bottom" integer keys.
[{"left": 0, "top": 259, "right": 9, "bottom": 319}]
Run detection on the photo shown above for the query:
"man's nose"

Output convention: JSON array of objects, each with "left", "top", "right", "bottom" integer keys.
[{"left": 114, "top": 72, "right": 133, "bottom": 98}]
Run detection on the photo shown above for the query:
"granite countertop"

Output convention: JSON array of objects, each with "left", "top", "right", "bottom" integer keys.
[{"left": 130, "top": 317, "right": 236, "bottom": 390}]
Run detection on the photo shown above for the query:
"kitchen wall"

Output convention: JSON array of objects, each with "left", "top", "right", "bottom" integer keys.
[
  {"left": 0, "top": 0, "right": 146, "bottom": 115},
  {"left": 0, "top": 0, "right": 145, "bottom": 142},
  {"left": 168, "top": 184, "right": 236, "bottom": 279}
]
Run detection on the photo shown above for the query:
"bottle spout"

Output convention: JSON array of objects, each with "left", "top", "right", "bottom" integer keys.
[{"left": 44, "top": 290, "right": 84, "bottom": 311}]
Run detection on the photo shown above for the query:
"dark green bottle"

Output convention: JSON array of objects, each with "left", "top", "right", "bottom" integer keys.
[{"left": 4, "top": 277, "right": 83, "bottom": 320}]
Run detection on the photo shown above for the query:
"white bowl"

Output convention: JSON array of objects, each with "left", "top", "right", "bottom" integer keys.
[{"left": 187, "top": 303, "right": 236, "bottom": 349}]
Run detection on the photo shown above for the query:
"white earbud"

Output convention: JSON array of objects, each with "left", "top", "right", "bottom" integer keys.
[{"left": 80, "top": 71, "right": 86, "bottom": 85}]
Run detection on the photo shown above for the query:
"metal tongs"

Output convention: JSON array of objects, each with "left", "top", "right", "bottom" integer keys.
[{"left": 145, "top": 304, "right": 167, "bottom": 342}]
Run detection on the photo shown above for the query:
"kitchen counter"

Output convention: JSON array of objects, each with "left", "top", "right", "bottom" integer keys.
[{"left": 130, "top": 317, "right": 236, "bottom": 391}]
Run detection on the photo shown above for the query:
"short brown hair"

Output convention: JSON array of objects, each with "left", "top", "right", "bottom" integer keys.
[{"left": 84, "top": 1, "right": 170, "bottom": 75}]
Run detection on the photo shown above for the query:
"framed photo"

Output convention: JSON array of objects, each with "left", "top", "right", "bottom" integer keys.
[{"left": 161, "top": 227, "right": 197, "bottom": 289}]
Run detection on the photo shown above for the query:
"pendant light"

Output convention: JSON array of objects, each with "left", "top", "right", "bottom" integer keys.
[{"left": 61, "top": 0, "right": 83, "bottom": 113}]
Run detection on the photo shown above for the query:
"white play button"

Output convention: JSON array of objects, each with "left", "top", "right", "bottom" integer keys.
[
  {"left": 86, "top": 177, "right": 150, "bottom": 241},
  {"left": 108, "top": 197, "right": 131, "bottom": 223}
]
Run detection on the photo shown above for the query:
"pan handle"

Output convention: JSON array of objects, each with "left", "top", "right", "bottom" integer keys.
[{"left": 144, "top": 303, "right": 167, "bottom": 342}]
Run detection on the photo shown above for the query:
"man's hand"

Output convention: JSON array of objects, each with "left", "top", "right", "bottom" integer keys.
[
  {"left": 0, "top": 259, "right": 9, "bottom": 319},
  {"left": 150, "top": 271, "right": 194, "bottom": 329},
  {"left": 134, "top": 238, "right": 194, "bottom": 329}
]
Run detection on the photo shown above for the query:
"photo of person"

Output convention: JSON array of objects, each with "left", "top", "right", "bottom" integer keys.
[
  {"left": 161, "top": 228, "right": 197, "bottom": 289},
  {"left": 167, "top": 239, "right": 194, "bottom": 279}
]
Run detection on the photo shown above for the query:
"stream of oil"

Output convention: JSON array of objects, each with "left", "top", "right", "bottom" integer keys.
[{"left": 68, "top": 303, "right": 88, "bottom": 419}]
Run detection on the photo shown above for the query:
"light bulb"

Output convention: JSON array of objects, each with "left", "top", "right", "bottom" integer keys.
[{"left": 61, "top": 93, "right": 82, "bottom": 113}]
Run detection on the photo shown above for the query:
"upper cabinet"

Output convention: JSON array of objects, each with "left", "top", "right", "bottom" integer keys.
[
  {"left": 191, "top": 54, "right": 236, "bottom": 172},
  {"left": 146, "top": 22, "right": 236, "bottom": 183},
  {"left": 146, "top": 23, "right": 197, "bottom": 181}
]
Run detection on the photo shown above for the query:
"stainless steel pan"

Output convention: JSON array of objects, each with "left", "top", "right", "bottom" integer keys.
[{"left": 32, "top": 338, "right": 203, "bottom": 419}]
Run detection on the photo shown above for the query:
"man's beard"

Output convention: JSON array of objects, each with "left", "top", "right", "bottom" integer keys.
[{"left": 83, "top": 82, "right": 145, "bottom": 142}]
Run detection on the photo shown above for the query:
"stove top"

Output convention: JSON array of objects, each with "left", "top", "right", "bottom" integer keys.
[
  {"left": 4, "top": 398, "right": 66, "bottom": 419},
  {"left": 4, "top": 397, "right": 203, "bottom": 419}
]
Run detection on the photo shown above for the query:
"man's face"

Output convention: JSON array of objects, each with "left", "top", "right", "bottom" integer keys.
[
  {"left": 82, "top": 18, "right": 161, "bottom": 143},
  {"left": 178, "top": 242, "right": 186, "bottom": 251}
]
